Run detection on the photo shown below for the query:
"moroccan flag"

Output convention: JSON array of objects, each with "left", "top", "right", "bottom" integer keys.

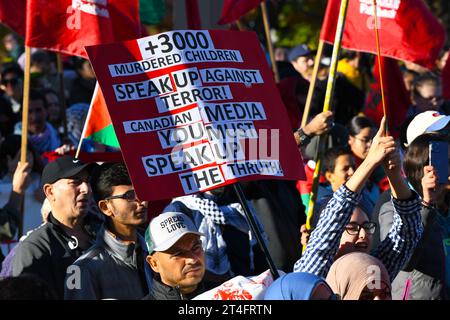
[
  {"left": 26, "top": 0, "right": 141, "bottom": 58},
  {"left": 364, "top": 57, "right": 411, "bottom": 139},
  {"left": 320, "top": 0, "right": 446, "bottom": 69},
  {"left": 218, "top": 0, "right": 263, "bottom": 25},
  {"left": 443, "top": 56, "right": 450, "bottom": 100},
  {"left": 83, "top": 84, "right": 119, "bottom": 148},
  {"left": 0, "top": 0, "right": 26, "bottom": 36}
]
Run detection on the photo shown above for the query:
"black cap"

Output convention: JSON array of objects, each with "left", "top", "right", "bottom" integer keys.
[
  {"left": 288, "top": 44, "right": 313, "bottom": 62},
  {"left": 41, "top": 155, "right": 94, "bottom": 185}
]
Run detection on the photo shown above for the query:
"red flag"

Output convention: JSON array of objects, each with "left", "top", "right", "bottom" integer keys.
[
  {"left": 320, "top": 0, "right": 446, "bottom": 69},
  {"left": 185, "top": 0, "right": 202, "bottom": 29},
  {"left": 364, "top": 57, "right": 411, "bottom": 139},
  {"left": 443, "top": 56, "right": 450, "bottom": 100},
  {"left": 0, "top": 0, "right": 26, "bottom": 36},
  {"left": 26, "top": 0, "right": 141, "bottom": 58},
  {"left": 218, "top": 0, "right": 263, "bottom": 25}
]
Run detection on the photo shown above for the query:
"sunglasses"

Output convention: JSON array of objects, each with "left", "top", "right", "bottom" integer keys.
[
  {"left": 105, "top": 189, "right": 139, "bottom": 202},
  {"left": 1, "top": 78, "right": 19, "bottom": 86}
]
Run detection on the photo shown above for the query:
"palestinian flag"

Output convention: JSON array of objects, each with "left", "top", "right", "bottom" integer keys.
[{"left": 83, "top": 84, "right": 120, "bottom": 148}]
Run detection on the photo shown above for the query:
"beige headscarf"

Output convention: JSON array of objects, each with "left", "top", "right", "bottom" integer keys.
[{"left": 326, "top": 252, "right": 391, "bottom": 300}]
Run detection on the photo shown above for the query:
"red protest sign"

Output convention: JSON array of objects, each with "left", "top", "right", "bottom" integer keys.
[{"left": 86, "top": 30, "right": 305, "bottom": 201}]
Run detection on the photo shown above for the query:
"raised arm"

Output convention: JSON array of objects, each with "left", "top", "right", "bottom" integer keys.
[
  {"left": 371, "top": 140, "right": 423, "bottom": 280},
  {"left": 294, "top": 117, "right": 395, "bottom": 276}
]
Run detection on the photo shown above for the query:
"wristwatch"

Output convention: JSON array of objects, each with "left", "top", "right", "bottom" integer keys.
[{"left": 297, "top": 128, "right": 312, "bottom": 146}]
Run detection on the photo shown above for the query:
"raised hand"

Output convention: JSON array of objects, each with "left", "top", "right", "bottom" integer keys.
[
  {"left": 421, "top": 165, "right": 438, "bottom": 205},
  {"left": 364, "top": 117, "right": 396, "bottom": 167},
  {"left": 382, "top": 143, "right": 402, "bottom": 175},
  {"left": 303, "top": 111, "right": 334, "bottom": 136}
]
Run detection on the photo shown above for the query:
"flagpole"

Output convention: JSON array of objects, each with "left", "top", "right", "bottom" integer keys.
[
  {"left": 301, "top": 40, "right": 325, "bottom": 127},
  {"left": 303, "top": 0, "right": 350, "bottom": 251},
  {"left": 19, "top": 46, "right": 32, "bottom": 238},
  {"left": 235, "top": 19, "right": 245, "bottom": 31},
  {"left": 260, "top": 1, "right": 280, "bottom": 83},
  {"left": 372, "top": 0, "right": 388, "bottom": 135},
  {"left": 233, "top": 183, "right": 280, "bottom": 280},
  {"left": 75, "top": 82, "right": 99, "bottom": 159},
  {"left": 56, "top": 54, "right": 68, "bottom": 138}
]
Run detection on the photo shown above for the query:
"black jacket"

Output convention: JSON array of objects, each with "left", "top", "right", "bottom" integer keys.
[
  {"left": 11, "top": 212, "right": 100, "bottom": 299},
  {"left": 143, "top": 276, "right": 216, "bottom": 300}
]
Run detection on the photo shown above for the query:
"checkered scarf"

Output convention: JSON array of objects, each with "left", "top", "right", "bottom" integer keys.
[{"left": 172, "top": 193, "right": 268, "bottom": 276}]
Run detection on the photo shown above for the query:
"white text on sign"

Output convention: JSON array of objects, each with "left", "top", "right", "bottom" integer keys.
[
  {"left": 179, "top": 166, "right": 225, "bottom": 194},
  {"left": 222, "top": 160, "right": 283, "bottom": 179},
  {"left": 123, "top": 108, "right": 202, "bottom": 134},
  {"left": 142, "top": 142, "right": 215, "bottom": 177},
  {"left": 137, "top": 30, "right": 214, "bottom": 59},
  {"left": 113, "top": 74, "right": 173, "bottom": 102},
  {"left": 155, "top": 85, "right": 233, "bottom": 113}
]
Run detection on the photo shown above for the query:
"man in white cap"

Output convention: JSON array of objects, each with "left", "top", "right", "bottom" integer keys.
[
  {"left": 143, "top": 212, "right": 216, "bottom": 300},
  {"left": 406, "top": 110, "right": 450, "bottom": 146}
]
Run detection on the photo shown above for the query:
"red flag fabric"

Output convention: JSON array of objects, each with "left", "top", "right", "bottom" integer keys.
[
  {"left": 320, "top": 0, "right": 446, "bottom": 69},
  {"left": 185, "top": 0, "right": 202, "bottom": 29},
  {"left": 0, "top": 0, "right": 26, "bottom": 36},
  {"left": 25, "top": 0, "right": 141, "bottom": 58},
  {"left": 218, "top": 0, "right": 263, "bottom": 25},
  {"left": 443, "top": 56, "right": 450, "bottom": 100},
  {"left": 364, "top": 57, "right": 411, "bottom": 139}
]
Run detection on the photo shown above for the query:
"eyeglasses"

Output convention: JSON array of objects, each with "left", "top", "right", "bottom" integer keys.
[
  {"left": 1, "top": 78, "right": 19, "bottom": 86},
  {"left": 105, "top": 189, "right": 139, "bottom": 202},
  {"left": 354, "top": 136, "right": 373, "bottom": 144},
  {"left": 344, "top": 222, "right": 377, "bottom": 235}
]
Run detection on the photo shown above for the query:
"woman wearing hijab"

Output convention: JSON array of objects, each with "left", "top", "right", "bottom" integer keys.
[
  {"left": 264, "top": 272, "right": 338, "bottom": 300},
  {"left": 326, "top": 252, "right": 391, "bottom": 300}
]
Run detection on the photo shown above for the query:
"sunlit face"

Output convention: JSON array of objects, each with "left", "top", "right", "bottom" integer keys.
[
  {"left": 100, "top": 185, "right": 148, "bottom": 228},
  {"left": 147, "top": 233, "right": 205, "bottom": 294},
  {"left": 349, "top": 127, "right": 376, "bottom": 160},
  {"left": 292, "top": 55, "right": 314, "bottom": 78},
  {"left": 325, "top": 154, "right": 356, "bottom": 192},
  {"left": 337, "top": 208, "right": 373, "bottom": 258},
  {"left": 44, "top": 170, "right": 91, "bottom": 220}
]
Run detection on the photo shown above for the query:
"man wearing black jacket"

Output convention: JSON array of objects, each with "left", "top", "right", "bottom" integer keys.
[
  {"left": 11, "top": 156, "right": 100, "bottom": 299},
  {"left": 143, "top": 211, "right": 217, "bottom": 300}
]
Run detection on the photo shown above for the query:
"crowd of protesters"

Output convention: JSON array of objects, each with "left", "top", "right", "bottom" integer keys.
[{"left": 0, "top": 30, "right": 449, "bottom": 301}]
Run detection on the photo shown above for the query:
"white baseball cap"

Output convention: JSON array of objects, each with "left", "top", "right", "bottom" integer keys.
[
  {"left": 145, "top": 212, "right": 203, "bottom": 253},
  {"left": 406, "top": 111, "right": 450, "bottom": 145}
]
